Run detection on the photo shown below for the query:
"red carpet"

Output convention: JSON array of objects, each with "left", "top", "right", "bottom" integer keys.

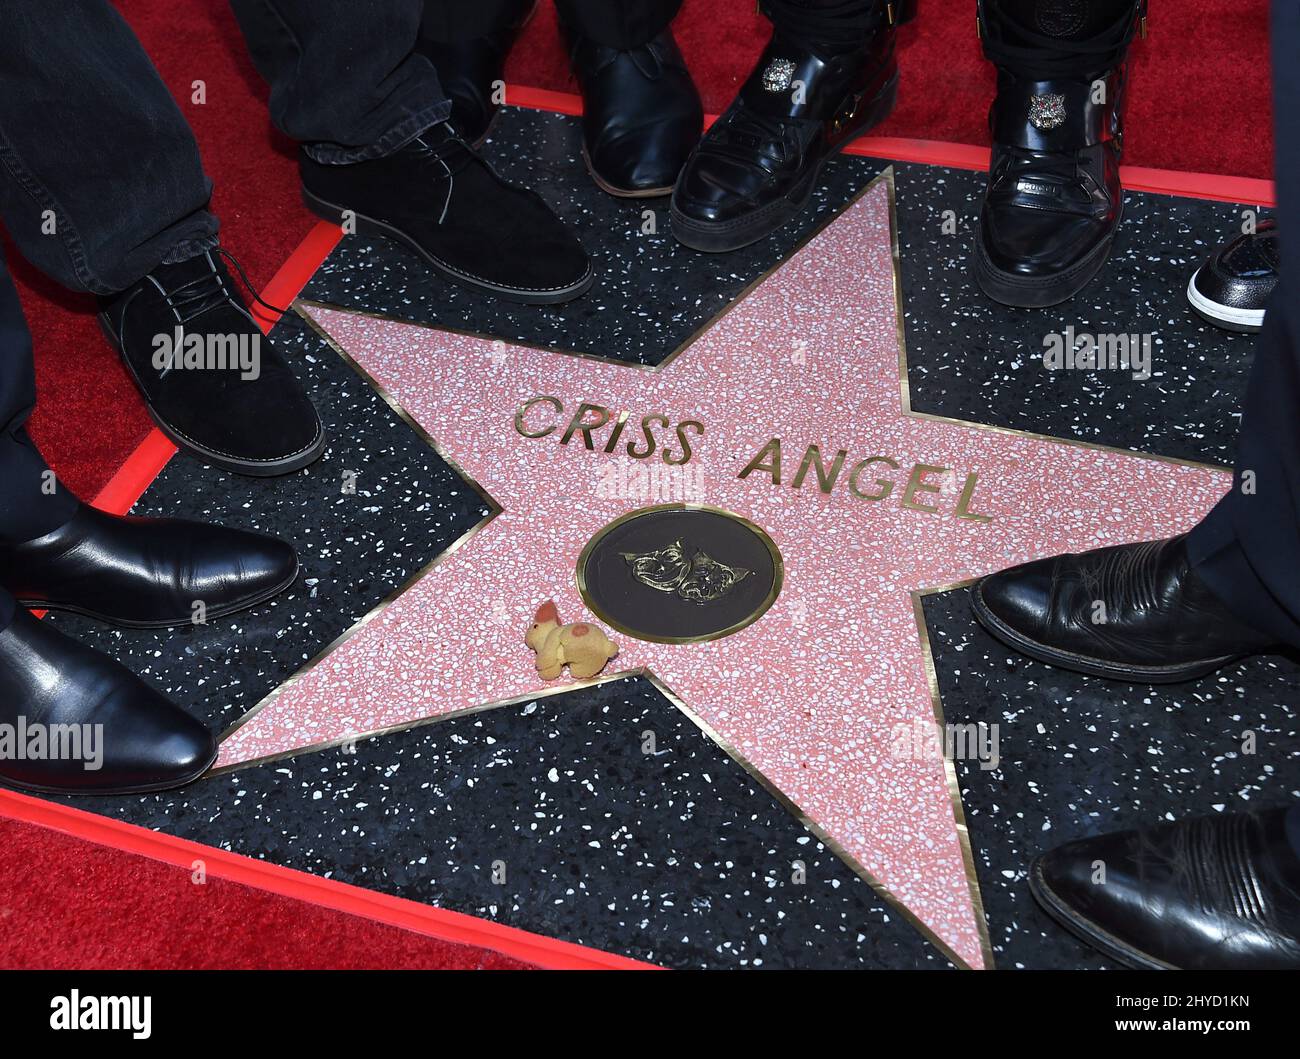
[
  {"left": 0, "top": 0, "right": 1276, "bottom": 969},
  {"left": 0, "top": 815, "right": 534, "bottom": 970}
]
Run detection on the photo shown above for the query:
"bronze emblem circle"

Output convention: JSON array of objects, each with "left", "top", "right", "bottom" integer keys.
[{"left": 576, "top": 504, "right": 784, "bottom": 644}]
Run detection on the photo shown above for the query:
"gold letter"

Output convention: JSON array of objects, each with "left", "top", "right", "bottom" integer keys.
[
  {"left": 790, "top": 444, "right": 847, "bottom": 494},
  {"left": 900, "top": 464, "right": 945, "bottom": 513},
  {"left": 514, "top": 395, "right": 562, "bottom": 438},
  {"left": 954, "top": 473, "right": 992, "bottom": 522},
  {"left": 738, "top": 438, "right": 782, "bottom": 484},
  {"left": 560, "top": 402, "right": 613, "bottom": 449},
  {"left": 848, "top": 456, "right": 899, "bottom": 500}
]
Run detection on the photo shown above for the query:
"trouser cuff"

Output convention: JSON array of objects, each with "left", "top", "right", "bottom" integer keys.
[
  {"left": 1187, "top": 500, "right": 1300, "bottom": 649},
  {"left": 301, "top": 100, "right": 453, "bottom": 165}
]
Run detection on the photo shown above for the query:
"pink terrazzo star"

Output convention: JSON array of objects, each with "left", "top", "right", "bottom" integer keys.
[{"left": 217, "top": 172, "right": 1230, "bottom": 968}]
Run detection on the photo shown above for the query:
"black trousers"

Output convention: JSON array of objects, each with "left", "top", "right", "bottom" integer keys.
[
  {"left": 420, "top": 0, "right": 682, "bottom": 49},
  {"left": 1187, "top": 1, "right": 1300, "bottom": 648}
]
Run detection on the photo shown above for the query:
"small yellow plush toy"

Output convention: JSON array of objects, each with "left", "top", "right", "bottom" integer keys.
[{"left": 526, "top": 601, "right": 620, "bottom": 680}]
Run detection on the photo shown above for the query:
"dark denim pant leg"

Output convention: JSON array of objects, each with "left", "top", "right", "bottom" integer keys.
[
  {"left": 0, "top": 248, "right": 79, "bottom": 549},
  {"left": 0, "top": 1, "right": 218, "bottom": 295},
  {"left": 1186, "top": 0, "right": 1300, "bottom": 649},
  {"left": 554, "top": 0, "right": 683, "bottom": 48},
  {"left": 228, "top": 0, "right": 451, "bottom": 164},
  {"left": 420, "top": 0, "right": 533, "bottom": 41}
]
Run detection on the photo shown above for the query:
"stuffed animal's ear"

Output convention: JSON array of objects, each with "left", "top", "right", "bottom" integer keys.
[{"left": 534, "top": 600, "right": 560, "bottom": 625}]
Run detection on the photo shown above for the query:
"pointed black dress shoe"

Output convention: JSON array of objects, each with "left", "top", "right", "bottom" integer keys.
[
  {"left": 1030, "top": 807, "right": 1300, "bottom": 969},
  {"left": 0, "top": 503, "right": 298, "bottom": 629},
  {"left": 971, "top": 534, "right": 1277, "bottom": 683},
  {"left": 301, "top": 123, "right": 594, "bottom": 304},
  {"left": 563, "top": 24, "right": 703, "bottom": 197},
  {"left": 415, "top": 3, "right": 534, "bottom": 147},
  {"left": 1188, "top": 220, "right": 1279, "bottom": 333},
  {"left": 670, "top": 12, "right": 900, "bottom": 252},
  {"left": 0, "top": 608, "right": 216, "bottom": 794},
  {"left": 99, "top": 250, "right": 326, "bottom": 477},
  {"left": 973, "top": 2, "right": 1145, "bottom": 306}
]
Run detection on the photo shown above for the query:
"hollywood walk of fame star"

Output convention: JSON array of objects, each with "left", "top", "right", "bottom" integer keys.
[{"left": 213, "top": 170, "right": 1230, "bottom": 968}]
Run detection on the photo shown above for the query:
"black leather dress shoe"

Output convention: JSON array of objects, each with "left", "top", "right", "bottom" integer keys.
[
  {"left": 1188, "top": 220, "right": 1279, "bottom": 333},
  {"left": 971, "top": 534, "right": 1276, "bottom": 683},
  {"left": 670, "top": 15, "right": 899, "bottom": 252},
  {"left": 415, "top": 3, "right": 534, "bottom": 147},
  {"left": 301, "top": 124, "right": 594, "bottom": 304},
  {"left": 1030, "top": 807, "right": 1300, "bottom": 969},
  {"left": 99, "top": 250, "right": 326, "bottom": 477},
  {"left": 0, "top": 608, "right": 216, "bottom": 794},
  {"left": 0, "top": 503, "right": 298, "bottom": 629},
  {"left": 563, "top": 24, "right": 703, "bottom": 197},
  {"left": 974, "top": 63, "right": 1128, "bottom": 307}
]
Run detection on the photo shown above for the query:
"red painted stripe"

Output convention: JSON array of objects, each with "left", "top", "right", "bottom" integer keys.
[
  {"left": 0, "top": 789, "right": 657, "bottom": 971},
  {"left": 249, "top": 220, "right": 344, "bottom": 334}
]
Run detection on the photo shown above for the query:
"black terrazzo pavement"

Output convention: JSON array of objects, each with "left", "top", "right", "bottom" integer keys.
[
  {"left": 56, "top": 676, "right": 950, "bottom": 969},
  {"left": 21, "top": 107, "right": 1288, "bottom": 969},
  {"left": 895, "top": 167, "right": 1273, "bottom": 467},
  {"left": 923, "top": 587, "right": 1300, "bottom": 970}
]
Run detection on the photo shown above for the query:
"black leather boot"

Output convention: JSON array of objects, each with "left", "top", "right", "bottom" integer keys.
[
  {"left": 671, "top": 0, "right": 906, "bottom": 252},
  {"left": 0, "top": 502, "right": 299, "bottom": 629},
  {"left": 301, "top": 123, "right": 593, "bottom": 304},
  {"left": 0, "top": 608, "right": 216, "bottom": 794},
  {"left": 98, "top": 250, "right": 326, "bottom": 477},
  {"left": 974, "top": 0, "right": 1146, "bottom": 306},
  {"left": 415, "top": 2, "right": 535, "bottom": 147},
  {"left": 563, "top": 22, "right": 703, "bottom": 197},
  {"left": 1031, "top": 807, "right": 1300, "bottom": 969},
  {"left": 971, "top": 534, "right": 1277, "bottom": 683}
]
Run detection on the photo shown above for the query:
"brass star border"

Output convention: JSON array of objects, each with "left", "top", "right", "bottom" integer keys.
[{"left": 205, "top": 167, "right": 1227, "bottom": 971}]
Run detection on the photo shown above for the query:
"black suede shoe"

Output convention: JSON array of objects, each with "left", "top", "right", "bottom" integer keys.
[
  {"left": 98, "top": 250, "right": 325, "bottom": 477},
  {"left": 973, "top": 0, "right": 1145, "bottom": 307},
  {"left": 971, "top": 534, "right": 1277, "bottom": 683},
  {"left": 1188, "top": 220, "right": 1279, "bottom": 333},
  {"left": 0, "top": 608, "right": 216, "bottom": 794},
  {"left": 301, "top": 124, "right": 594, "bottom": 304},
  {"left": 415, "top": 3, "right": 535, "bottom": 147},
  {"left": 670, "top": 6, "right": 900, "bottom": 252},
  {"left": 1030, "top": 807, "right": 1300, "bottom": 969},
  {"left": 563, "top": 23, "right": 703, "bottom": 197},
  {"left": 0, "top": 503, "right": 298, "bottom": 629}
]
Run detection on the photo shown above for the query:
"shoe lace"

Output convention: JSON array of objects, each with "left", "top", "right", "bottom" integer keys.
[
  {"left": 408, "top": 122, "right": 493, "bottom": 225},
  {"left": 159, "top": 249, "right": 291, "bottom": 325},
  {"left": 979, "top": 0, "right": 1145, "bottom": 80}
]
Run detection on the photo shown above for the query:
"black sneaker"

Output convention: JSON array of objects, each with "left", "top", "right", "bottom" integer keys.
[
  {"left": 299, "top": 124, "right": 594, "bottom": 304},
  {"left": 1188, "top": 220, "right": 1278, "bottom": 333},
  {"left": 98, "top": 250, "right": 326, "bottom": 478}
]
